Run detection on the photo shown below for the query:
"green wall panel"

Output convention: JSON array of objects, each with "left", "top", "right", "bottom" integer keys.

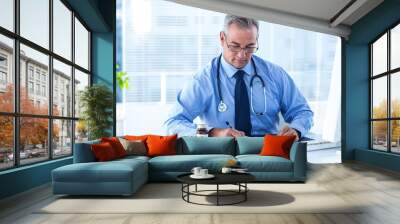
[
  {"left": 0, "top": 158, "right": 72, "bottom": 199},
  {"left": 344, "top": 0, "right": 400, "bottom": 171}
]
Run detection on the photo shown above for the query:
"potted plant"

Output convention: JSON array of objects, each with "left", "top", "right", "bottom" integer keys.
[{"left": 79, "top": 84, "right": 113, "bottom": 140}]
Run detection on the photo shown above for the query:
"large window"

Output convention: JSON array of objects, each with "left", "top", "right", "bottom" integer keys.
[
  {"left": 116, "top": 0, "right": 341, "bottom": 146},
  {"left": 0, "top": 0, "right": 91, "bottom": 171},
  {"left": 371, "top": 23, "right": 400, "bottom": 153}
]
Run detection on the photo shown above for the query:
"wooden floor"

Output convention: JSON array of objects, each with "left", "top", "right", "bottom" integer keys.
[{"left": 1, "top": 161, "right": 400, "bottom": 224}]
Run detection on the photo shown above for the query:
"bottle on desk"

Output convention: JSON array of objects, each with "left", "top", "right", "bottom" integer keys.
[{"left": 196, "top": 124, "right": 208, "bottom": 137}]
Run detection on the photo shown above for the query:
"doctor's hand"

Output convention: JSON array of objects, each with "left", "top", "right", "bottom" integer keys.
[
  {"left": 278, "top": 125, "right": 299, "bottom": 141},
  {"left": 208, "top": 128, "right": 246, "bottom": 137}
]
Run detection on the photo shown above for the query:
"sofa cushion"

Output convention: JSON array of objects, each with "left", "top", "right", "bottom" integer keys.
[
  {"left": 53, "top": 158, "right": 147, "bottom": 183},
  {"left": 177, "top": 137, "right": 235, "bottom": 155},
  {"left": 148, "top": 154, "right": 235, "bottom": 172},
  {"left": 235, "top": 137, "right": 263, "bottom": 155},
  {"left": 236, "top": 155, "right": 293, "bottom": 172},
  {"left": 53, "top": 163, "right": 133, "bottom": 183},
  {"left": 115, "top": 155, "right": 150, "bottom": 164}
]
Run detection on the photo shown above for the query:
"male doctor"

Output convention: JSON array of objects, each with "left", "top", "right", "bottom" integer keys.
[{"left": 165, "top": 15, "right": 313, "bottom": 140}]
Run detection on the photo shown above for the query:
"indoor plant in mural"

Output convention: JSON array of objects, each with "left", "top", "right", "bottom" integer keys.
[{"left": 79, "top": 84, "right": 113, "bottom": 140}]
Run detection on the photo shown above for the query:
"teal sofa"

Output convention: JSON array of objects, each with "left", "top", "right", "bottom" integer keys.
[{"left": 52, "top": 137, "right": 307, "bottom": 196}]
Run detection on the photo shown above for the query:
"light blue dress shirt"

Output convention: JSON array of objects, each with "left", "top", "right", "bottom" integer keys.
[{"left": 164, "top": 54, "right": 313, "bottom": 137}]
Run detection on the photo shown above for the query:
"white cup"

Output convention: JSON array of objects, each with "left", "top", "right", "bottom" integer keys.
[
  {"left": 191, "top": 167, "right": 202, "bottom": 176},
  {"left": 200, "top": 169, "right": 208, "bottom": 176},
  {"left": 221, "top": 167, "right": 232, "bottom": 174}
]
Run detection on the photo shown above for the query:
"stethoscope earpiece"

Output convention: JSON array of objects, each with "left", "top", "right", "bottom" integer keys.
[{"left": 216, "top": 55, "right": 267, "bottom": 115}]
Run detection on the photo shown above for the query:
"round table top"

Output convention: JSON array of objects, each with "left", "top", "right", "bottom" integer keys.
[{"left": 177, "top": 172, "right": 255, "bottom": 185}]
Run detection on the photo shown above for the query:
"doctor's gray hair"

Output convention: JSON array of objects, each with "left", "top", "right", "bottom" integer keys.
[{"left": 223, "top": 15, "right": 259, "bottom": 37}]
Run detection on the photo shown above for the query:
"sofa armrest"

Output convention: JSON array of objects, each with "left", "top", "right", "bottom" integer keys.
[
  {"left": 73, "top": 140, "right": 100, "bottom": 163},
  {"left": 289, "top": 141, "right": 307, "bottom": 181}
]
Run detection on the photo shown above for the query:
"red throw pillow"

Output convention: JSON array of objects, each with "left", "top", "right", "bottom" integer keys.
[
  {"left": 146, "top": 134, "right": 177, "bottom": 157},
  {"left": 91, "top": 142, "right": 117, "bottom": 161},
  {"left": 259, "top": 134, "right": 296, "bottom": 159},
  {"left": 101, "top": 137, "right": 127, "bottom": 158}
]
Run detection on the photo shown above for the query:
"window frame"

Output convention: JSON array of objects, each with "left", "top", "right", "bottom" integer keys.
[
  {"left": 370, "top": 20, "right": 400, "bottom": 154},
  {"left": 0, "top": 0, "right": 92, "bottom": 171}
]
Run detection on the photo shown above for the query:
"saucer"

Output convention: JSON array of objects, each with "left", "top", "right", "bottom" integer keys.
[{"left": 190, "top": 174, "right": 215, "bottom": 179}]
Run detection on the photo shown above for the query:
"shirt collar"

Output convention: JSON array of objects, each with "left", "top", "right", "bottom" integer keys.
[{"left": 220, "top": 55, "right": 254, "bottom": 78}]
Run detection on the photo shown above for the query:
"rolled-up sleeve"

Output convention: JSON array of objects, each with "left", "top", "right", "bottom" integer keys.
[
  {"left": 164, "top": 70, "right": 213, "bottom": 136},
  {"left": 278, "top": 68, "right": 314, "bottom": 137}
]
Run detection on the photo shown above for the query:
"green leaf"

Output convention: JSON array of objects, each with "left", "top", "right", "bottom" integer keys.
[{"left": 116, "top": 70, "right": 129, "bottom": 90}]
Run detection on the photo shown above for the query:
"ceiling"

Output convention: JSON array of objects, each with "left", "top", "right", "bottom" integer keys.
[
  {"left": 168, "top": 0, "right": 384, "bottom": 38},
  {"left": 66, "top": 0, "right": 115, "bottom": 32}
]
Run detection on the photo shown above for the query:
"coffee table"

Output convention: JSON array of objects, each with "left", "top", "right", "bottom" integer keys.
[{"left": 177, "top": 172, "right": 255, "bottom": 206}]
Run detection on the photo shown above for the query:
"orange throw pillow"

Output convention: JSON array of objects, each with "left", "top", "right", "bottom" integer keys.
[
  {"left": 101, "top": 137, "right": 127, "bottom": 158},
  {"left": 124, "top": 135, "right": 153, "bottom": 141},
  {"left": 146, "top": 134, "right": 177, "bottom": 157},
  {"left": 259, "top": 134, "right": 296, "bottom": 159},
  {"left": 91, "top": 142, "right": 117, "bottom": 161}
]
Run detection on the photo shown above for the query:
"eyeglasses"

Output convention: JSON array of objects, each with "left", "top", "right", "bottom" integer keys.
[{"left": 224, "top": 35, "right": 258, "bottom": 54}]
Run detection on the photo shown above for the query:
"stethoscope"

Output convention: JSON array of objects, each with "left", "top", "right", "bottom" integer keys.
[{"left": 216, "top": 55, "right": 267, "bottom": 116}]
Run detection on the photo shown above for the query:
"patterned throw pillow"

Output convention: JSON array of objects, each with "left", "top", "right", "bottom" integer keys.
[{"left": 118, "top": 138, "right": 147, "bottom": 156}]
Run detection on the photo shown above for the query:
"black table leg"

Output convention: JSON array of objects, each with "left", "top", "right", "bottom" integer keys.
[
  {"left": 179, "top": 181, "right": 252, "bottom": 206},
  {"left": 181, "top": 183, "right": 183, "bottom": 200},
  {"left": 217, "top": 184, "right": 219, "bottom": 206},
  {"left": 187, "top": 184, "right": 190, "bottom": 202},
  {"left": 245, "top": 183, "right": 247, "bottom": 201}
]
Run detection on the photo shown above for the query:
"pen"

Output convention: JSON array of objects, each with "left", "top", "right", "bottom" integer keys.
[{"left": 225, "top": 121, "right": 232, "bottom": 128}]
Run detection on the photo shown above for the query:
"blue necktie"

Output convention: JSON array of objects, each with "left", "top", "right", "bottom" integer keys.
[{"left": 234, "top": 70, "right": 252, "bottom": 136}]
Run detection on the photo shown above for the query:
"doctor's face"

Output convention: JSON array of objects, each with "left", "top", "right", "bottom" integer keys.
[{"left": 220, "top": 23, "right": 258, "bottom": 69}]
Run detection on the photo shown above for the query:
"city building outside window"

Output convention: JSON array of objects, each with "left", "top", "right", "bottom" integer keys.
[
  {"left": 0, "top": 0, "right": 91, "bottom": 170},
  {"left": 28, "top": 67, "right": 34, "bottom": 79},
  {"left": 0, "top": 71, "right": 6, "bottom": 85},
  {"left": 0, "top": 54, "right": 7, "bottom": 88},
  {"left": 0, "top": 55, "right": 6, "bottom": 67},
  {"left": 42, "top": 85, "right": 46, "bottom": 97},
  {"left": 36, "top": 83, "right": 40, "bottom": 95},
  {"left": 35, "top": 70, "right": 40, "bottom": 81},
  {"left": 28, "top": 81, "right": 34, "bottom": 94}
]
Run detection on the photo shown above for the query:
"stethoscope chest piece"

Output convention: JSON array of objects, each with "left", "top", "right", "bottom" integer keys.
[{"left": 218, "top": 101, "right": 227, "bottom": 112}]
